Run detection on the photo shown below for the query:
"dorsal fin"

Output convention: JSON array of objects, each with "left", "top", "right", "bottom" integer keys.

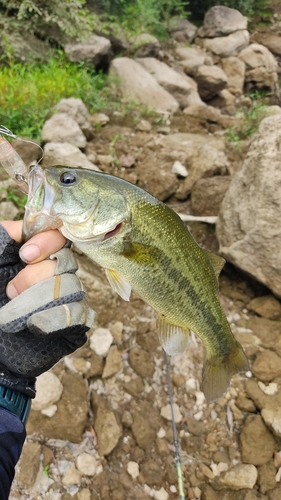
[{"left": 205, "top": 250, "right": 225, "bottom": 280}]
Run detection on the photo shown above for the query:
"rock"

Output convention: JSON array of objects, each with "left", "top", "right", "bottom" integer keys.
[
  {"left": 216, "top": 115, "right": 281, "bottom": 297},
  {"left": 78, "top": 489, "right": 92, "bottom": 500},
  {"left": 42, "top": 113, "right": 87, "bottom": 148},
  {"left": 109, "top": 57, "right": 179, "bottom": 114},
  {"left": 123, "top": 375, "right": 144, "bottom": 397},
  {"left": 32, "top": 372, "right": 63, "bottom": 411},
  {"left": 52, "top": 98, "right": 94, "bottom": 139},
  {"left": 168, "top": 18, "right": 197, "bottom": 43},
  {"left": 76, "top": 453, "right": 97, "bottom": 476},
  {"left": 175, "top": 46, "right": 209, "bottom": 78},
  {"left": 16, "top": 442, "right": 41, "bottom": 488},
  {"left": 172, "top": 160, "right": 188, "bottom": 177},
  {"left": 240, "top": 415, "right": 276, "bottom": 466},
  {"left": 247, "top": 295, "right": 281, "bottom": 320},
  {"left": 137, "top": 119, "right": 152, "bottom": 132},
  {"left": 133, "top": 33, "right": 161, "bottom": 58},
  {"left": 191, "top": 176, "right": 231, "bottom": 216},
  {"left": 2, "top": 32, "right": 51, "bottom": 64},
  {"left": 251, "top": 32, "right": 281, "bottom": 58},
  {"left": 216, "top": 463, "right": 257, "bottom": 490},
  {"left": 176, "top": 144, "right": 229, "bottom": 200},
  {"left": 257, "top": 460, "right": 277, "bottom": 494},
  {"left": 244, "top": 317, "right": 281, "bottom": 357},
  {"left": 102, "top": 345, "right": 123, "bottom": 378},
  {"left": 269, "top": 486, "right": 281, "bottom": 500},
  {"left": 64, "top": 35, "right": 112, "bottom": 66},
  {"left": 90, "top": 327, "right": 113, "bottom": 357},
  {"left": 262, "top": 407, "right": 281, "bottom": 439},
  {"left": 91, "top": 112, "right": 110, "bottom": 127},
  {"left": 200, "top": 30, "right": 250, "bottom": 58},
  {"left": 194, "top": 64, "right": 228, "bottom": 100},
  {"left": 251, "top": 350, "right": 281, "bottom": 382},
  {"left": 137, "top": 57, "right": 195, "bottom": 109},
  {"left": 92, "top": 395, "right": 123, "bottom": 456},
  {"left": 127, "top": 461, "right": 139, "bottom": 479},
  {"left": 110, "top": 321, "right": 123, "bottom": 344},
  {"left": 42, "top": 142, "right": 99, "bottom": 170},
  {"left": 220, "top": 57, "right": 246, "bottom": 96},
  {"left": 0, "top": 201, "right": 19, "bottom": 221},
  {"left": 238, "top": 44, "right": 278, "bottom": 90},
  {"left": 131, "top": 401, "right": 159, "bottom": 449},
  {"left": 62, "top": 466, "right": 81, "bottom": 485},
  {"left": 128, "top": 346, "right": 155, "bottom": 378},
  {"left": 160, "top": 403, "right": 182, "bottom": 423},
  {"left": 197, "top": 6, "right": 248, "bottom": 38},
  {"left": 27, "top": 372, "right": 88, "bottom": 442},
  {"left": 183, "top": 103, "right": 222, "bottom": 123},
  {"left": 139, "top": 459, "right": 165, "bottom": 487},
  {"left": 208, "top": 89, "right": 236, "bottom": 111}
]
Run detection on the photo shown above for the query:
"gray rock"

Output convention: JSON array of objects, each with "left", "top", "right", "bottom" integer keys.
[
  {"left": 191, "top": 176, "right": 231, "bottom": 216},
  {"left": 251, "top": 350, "right": 281, "bottom": 382},
  {"left": 42, "top": 142, "right": 99, "bottom": 170},
  {"left": 194, "top": 64, "right": 228, "bottom": 100},
  {"left": 198, "top": 6, "right": 248, "bottom": 38},
  {"left": 251, "top": 32, "right": 281, "bottom": 57},
  {"left": 176, "top": 46, "right": 209, "bottom": 77},
  {"left": 92, "top": 395, "right": 123, "bottom": 456},
  {"left": 216, "top": 114, "right": 281, "bottom": 297},
  {"left": 65, "top": 35, "right": 112, "bottom": 66},
  {"left": 168, "top": 18, "right": 197, "bottom": 43},
  {"left": 262, "top": 407, "right": 281, "bottom": 439},
  {"left": 216, "top": 463, "right": 258, "bottom": 490},
  {"left": 247, "top": 295, "right": 281, "bottom": 320},
  {"left": 137, "top": 57, "right": 196, "bottom": 108},
  {"left": 200, "top": 30, "right": 250, "bottom": 58},
  {"left": 16, "top": 442, "right": 42, "bottom": 488},
  {"left": 102, "top": 345, "right": 123, "bottom": 378},
  {"left": 109, "top": 57, "right": 179, "bottom": 114},
  {"left": 128, "top": 346, "right": 155, "bottom": 378},
  {"left": 52, "top": 98, "right": 94, "bottom": 139},
  {"left": 238, "top": 43, "right": 278, "bottom": 90},
  {"left": 133, "top": 33, "right": 161, "bottom": 57},
  {"left": 42, "top": 113, "right": 87, "bottom": 148}
]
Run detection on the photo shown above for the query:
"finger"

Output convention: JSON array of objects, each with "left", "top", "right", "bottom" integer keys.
[
  {"left": 19, "top": 230, "right": 67, "bottom": 263},
  {"left": 6, "top": 260, "right": 57, "bottom": 298},
  {"left": 1, "top": 220, "right": 23, "bottom": 243}
]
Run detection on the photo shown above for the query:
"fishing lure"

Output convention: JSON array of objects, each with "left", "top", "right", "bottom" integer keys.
[{"left": 0, "top": 126, "right": 43, "bottom": 194}]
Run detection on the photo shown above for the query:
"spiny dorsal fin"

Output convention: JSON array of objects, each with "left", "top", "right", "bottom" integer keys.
[
  {"left": 205, "top": 250, "right": 225, "bottom": 280},
  {"left": 157, "top": 314, "right": 190, "bottom": 355},
  {"left": 105, "top": 268, "right": 131, "bottom": 301}
]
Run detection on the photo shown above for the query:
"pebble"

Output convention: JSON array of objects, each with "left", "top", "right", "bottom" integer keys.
[
  {"left": 110, "top": 321, "right": 123, "bottom": 343},
  {"left": 41, "top": 404, "right": 58, "bottom": 417},
  {"left": 151, "top": 486, "right": 169, "bottom": 500},
  {"left": 32, "top": 372, "right": 63, "bottom": 411},
  {"left": 217, "top": 463, "right": 258, "bottom": 489},
  {"left": 157, "top": 427, "right": 166, "bottom": 438},
  {"left": 90, "top": 327, "right": 113, "bottom": 356},
  {"left": 251, "top": 350, "right": 281, "bottom": 382},
  {"left": 137, "top": 119, "right": 152, "bottom": 132},
  {"left": 77, "top": 489, "right": 92, "bottom": 500},
  {"left": 126, "top": 461, "right": 139, "bottom": 479},
  {"left": 102, "top": 345, "right": 123, "bottom": 378},
  {"left": 76, "top": 452, "right": 97, "bottom": 476},
  {"left": 61, "top": 466, "right": 81, "bottom": 485},
  {"left": 172, "top": 160, "right": 188, "bottom": 177},
  {"left": 160, "top": 403, "right": 182, "bottom": 423},
  {"left": 262, "top": 407, "right": 281, "bottom": 438}
]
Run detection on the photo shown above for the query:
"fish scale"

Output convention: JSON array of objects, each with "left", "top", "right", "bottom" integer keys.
[{"left": 23, "top": 165, "right": 249, "bottom": 401}]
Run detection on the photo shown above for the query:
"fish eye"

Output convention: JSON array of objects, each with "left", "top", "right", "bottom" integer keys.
[{"left": 60, "top": 172, "right": 76, "bottom": 185}]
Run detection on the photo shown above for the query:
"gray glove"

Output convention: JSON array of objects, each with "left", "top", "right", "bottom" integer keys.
[{"left": 0, "top": 225, "right": 95, "bottom": 397}]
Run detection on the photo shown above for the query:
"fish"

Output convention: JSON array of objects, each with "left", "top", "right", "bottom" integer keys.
[
  {"left": 0, "top": 128, "right": 29, "bottom": 194},
  {"left": 23, "top": 164, "right": 249, "bottom": 401}
]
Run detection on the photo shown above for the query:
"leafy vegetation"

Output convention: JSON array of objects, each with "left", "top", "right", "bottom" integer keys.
[
  {"left": 225, "top": 101, "right": 271, "bottom": 144},
  {"left": 0, "top": 54, "right": 110, "bottom": 139}
]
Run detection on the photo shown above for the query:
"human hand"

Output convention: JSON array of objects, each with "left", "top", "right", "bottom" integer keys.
[{"left": 0, "top": 221, "right": 95, "bottom": 398}]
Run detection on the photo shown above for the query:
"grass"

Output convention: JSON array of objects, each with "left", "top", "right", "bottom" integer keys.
[
  {"left": 225, "top": 100, "right": 271, "bottom": 145},
  {"left": 0, "top": 53, "right": 111, "bottom": 140}
]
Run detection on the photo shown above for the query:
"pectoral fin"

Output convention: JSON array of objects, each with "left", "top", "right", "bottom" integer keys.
[
  {"left": 157, "top": 314, "right": 190, "bottom": 355},
  {"left": 105, "top": 268, "right": 131, "bottom": 301},
  {"left": 205, "top": 250, "right": 225, "bottom": 280}
]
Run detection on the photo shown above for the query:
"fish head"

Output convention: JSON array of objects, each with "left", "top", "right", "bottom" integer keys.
[{"left": 23, "top": 165, "right": 131, "bottom": 244}]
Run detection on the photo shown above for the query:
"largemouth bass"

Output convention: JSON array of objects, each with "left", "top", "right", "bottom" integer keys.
[{"left": 23, "top": 165, "right": 248, "bottom": 401}]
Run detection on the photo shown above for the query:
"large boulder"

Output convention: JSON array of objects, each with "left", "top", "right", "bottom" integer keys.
[
  {"left": 109, "top": 57, "right": 179, "bottom": 114},
  {"left": 51, "top": 98, "right": 94, "bottom": 140},
  {"left": 176, "top": 46, "right": 212, "bottom": 77},
  {"left": 168, "top": 18, "right": 197, "bottom": 43},
  {"left": 220, "top": 56, "right": 246, "bottom": 96},
  {"left": 216, "top": 114, "right": 281, "bottom": 298},
  {"left": 64, "top": 35, "right": 112, "bottom": 66},
  {"left": 197, "top": 6, "right": 248, "bottom": 38},
  {"left": 251, "top": 32, "right": 281, "bottom": 58},
  {"left": 42, "top": 113, "right": 87, "bottom": 148},
  {"left": 194, "top": 64, "right": 228, "bottom": 101},
  {"left": 199, "top": 30, "right": 250, "bottom": 58},
  {"left": 238, "top": 43, "right": 278, "bottom": 90},
  {"left": 137, "top": 57, "right": 196, "bottom": 108}
]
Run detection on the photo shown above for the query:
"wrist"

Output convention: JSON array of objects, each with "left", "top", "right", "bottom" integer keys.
[{"left": 0, "top": 385, "right": 31, "bottom": 424}]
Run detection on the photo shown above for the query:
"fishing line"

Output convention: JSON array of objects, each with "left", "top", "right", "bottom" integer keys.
[
  {"left": 0, "top": 125, "right": 45, "bottom": 165},
  {"left": 163, "top": 349, "right": 186, "bottom": 500}
]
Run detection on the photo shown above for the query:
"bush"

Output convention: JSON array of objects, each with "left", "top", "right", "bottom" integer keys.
[{"left": 188, "top": 0, "right": 269, "bottom": 21}]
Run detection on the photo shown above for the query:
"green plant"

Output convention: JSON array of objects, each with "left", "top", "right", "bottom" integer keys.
[
  {"left": 226, "top": 102, "right": 271, "bottom": 144},
  {"left": 6, "top": 189, "right": 27, "bottom": 210},
  {"left": 188, "top": 0, "right": 269, "bottom": 21},
  {"left": 0, "top": 53, "right": 111, "bottom": 139}
]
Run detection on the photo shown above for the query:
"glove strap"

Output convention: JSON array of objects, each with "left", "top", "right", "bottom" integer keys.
[{"left": 0, "top": 385, "right": 31, "bottom": 424}]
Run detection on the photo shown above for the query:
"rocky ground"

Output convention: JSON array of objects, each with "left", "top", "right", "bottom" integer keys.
[{"left": 4, "top": 106, "right": 281, "bottom": 500}]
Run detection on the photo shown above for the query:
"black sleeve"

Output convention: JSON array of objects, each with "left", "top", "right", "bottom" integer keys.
[{"left": 0, "top": 408, "right": 26, "bottom": 499}]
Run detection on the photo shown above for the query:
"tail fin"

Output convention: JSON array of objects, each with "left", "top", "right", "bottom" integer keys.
[{"left": 202, "top": 341, "right": 249, "bottom": 402}]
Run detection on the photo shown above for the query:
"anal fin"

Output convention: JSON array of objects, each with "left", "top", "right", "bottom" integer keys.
[
  {"left": 157, "top": 314, "right": 190, "bottom": 355},
  {"left": 105, "top": 268, "right": 131, "bottom": 301}
]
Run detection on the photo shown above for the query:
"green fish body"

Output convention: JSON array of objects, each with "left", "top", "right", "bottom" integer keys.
[{"left": 23, "top": 165, "right": 248, "bottom": 401}]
